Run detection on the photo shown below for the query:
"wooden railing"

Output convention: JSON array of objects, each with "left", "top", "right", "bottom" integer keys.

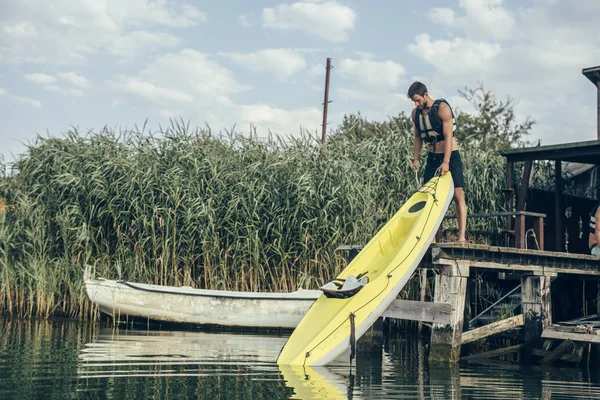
[{"left": 443, "top": 211, "right": 546, "bottom": 250}]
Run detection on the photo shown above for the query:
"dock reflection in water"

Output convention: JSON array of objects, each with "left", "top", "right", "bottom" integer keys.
[
  {"left": 4, "top": 318, "right": 600, "bottom": 399},
  {"left": 78, "top": 328, "right": 600, "bottom": 399}
]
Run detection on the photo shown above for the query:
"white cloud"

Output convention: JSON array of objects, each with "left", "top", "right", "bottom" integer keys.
[
  {"left": 430, "top": 8, "right": 456, "bottom": 25},
  {"left": 430, "top": 0, "right": 515, "bottom": 40},
  {"left": 58, "top": 72, "right": 90, "bottom": 89},
  {"left": 111, "top": 49, "right": 248, "bottom": 107},
  {"left": 24, "top": 71, "right": 90, "bottom": 96},
  {"left": 332, "top": 56, "right": 407, "bottom": 108},
  {"left": 45, "top": 85, "right": 85, "bottom": 97},
  {"left": 112, "top": 77, "right": 194, "bottom": 104},
  {"left": 308, "top": 63, "right": 325, "bottom": 77},
  {"left": 459, "top": 0, "right": 515, "bottom": 40},
  {"left": 109, "top": 30, "right": 182, "bottom": 58},
  {"left": 140, "top": 50, "right": 248, "bottom": 100},
  {"left": 220, "top": 49, "right": 310, "bottom": 81},
  {"left": 238, "top": 15, "right": 252, "bottom": 27},
  {"left": 0, "top": 1, "right": 205, "bottom": 65},
  {"left": 3, "top": 21, "right": 37, "bottom": 37},
  {"left": 335, "top": 87, "right": 408, "bottom": 113},
  {"left": 408, "top": 34, "right": 501, "bottom": 76},
  {"left": 109, "top": 1, "right": 207, "bottom": 28},
  {"left": 262, "top": 1, "right": 356, "bottom": 42},
  {"left": 338, "top": 56, "right": 406, "bottom": 90},
  {"left": 14, "top": 96, "right": 42, "bottom": 108},
  {"left": 107, "top": 48, "right": 322, "bottom": 136},
  {"left": 0, "top": 87, "right": 41, "bottom": 108},
  {"left": 413, "top": 1, "right": 600, "bottom": 145},
  {"left": 160, "top": 109, "right": 182, "bottom": 118},
  {"left": 238, "top": 103, "right": 322, "bottom": 135},
  {"left": 25, "top": 73, "right": 57, "bottom": 84},
  {"left": 336, "top": 87, "right": 373, "bottom": 101}
]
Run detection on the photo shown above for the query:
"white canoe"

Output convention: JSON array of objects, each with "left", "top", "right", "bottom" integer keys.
[{"left": 84, "top": 265, "right": 321, "bottom": 329}]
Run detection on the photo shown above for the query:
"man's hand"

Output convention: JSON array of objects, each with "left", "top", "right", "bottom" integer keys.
[
  {"left": 413, "top": 159, "right": 419, "bottom": 171},
  {"left": 441, "top": 161, "right": 450, "bottom": 175}
]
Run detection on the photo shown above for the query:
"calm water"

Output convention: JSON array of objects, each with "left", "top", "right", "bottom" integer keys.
[{"left": 2, "top": 319, "right": 600, "bottom": 399}]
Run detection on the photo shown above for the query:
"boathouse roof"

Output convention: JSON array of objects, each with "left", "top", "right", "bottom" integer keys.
[{"left": 498, "top": 139, "right": 600, "bottom": 165}]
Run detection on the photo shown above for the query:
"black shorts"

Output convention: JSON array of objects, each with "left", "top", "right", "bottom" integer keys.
[{"left": 423, "top": 150, "right": 465, "bottom": 188}]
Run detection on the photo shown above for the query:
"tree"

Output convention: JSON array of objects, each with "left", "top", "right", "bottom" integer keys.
[
  {"left": 455, "top": 83, "right": 534, "bottom": 150},
  {"left": 333, "top": 112, "right": 413, "bottom": 142}
]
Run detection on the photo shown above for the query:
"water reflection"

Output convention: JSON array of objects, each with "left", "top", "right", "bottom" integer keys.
[
  {"left": 279, "top": 365, "right": 349, "bottom": 399},
  {"left": 80, "top": 328, "right": 287, "bottom": 363},
  {"left": 78, "top": 328, "right": 288, "bottom": 381},
  {"left": 3, "top": 318, "right": 600, "bottom": 399}
]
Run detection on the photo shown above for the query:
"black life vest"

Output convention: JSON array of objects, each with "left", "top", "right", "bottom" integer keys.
[{"left": 413, "top": 99, "right": 457, "bottom": 144}]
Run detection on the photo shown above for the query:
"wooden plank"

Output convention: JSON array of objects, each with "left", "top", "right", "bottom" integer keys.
[
  {"left": 435, "top": 243, "right": 599, "bottom": 260},
  {"left": 561, "top": 343, "right": 585, "bottom": 364},
  {"left": 532, "top": 342, "right": 585, "bottom": 364},
  {"left": 335, "top": 245, "right": 363, "bottom": 251},
  {"left": 541, "top": 339, "right": 575, "bottom": 364},
  {"left": 461, "top": 344, "right": 525, "bottom": 361},
  {"left": 445, "top": 211, "right": 547, "bottom": 218},
  {"left": 550, "top": 325, "right": 600, "bottom": 333},
  {"left": 461, "top": 314, "right": 524, "bottom": 344},
  {"left": 381, "top": 299, "right": 452, "bottom": 324},
  {"left": 560, "top": 314, "right": 598, "bottom": 325},
  {"left": 542, "top": 328, "right": 600, "bottom": 344},
  {"left": 434, "top": 258, "right": 600, "bottom": 277},
  {"left": 531, "top": 348, "right": 549, "bottom": 357}
]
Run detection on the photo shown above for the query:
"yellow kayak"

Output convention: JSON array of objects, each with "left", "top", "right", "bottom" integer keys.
[
  {"left": 279, "top": 365, "right": 348, "bottom": 399},
  {"left": 277, "top": 173, "right": 454, "bottom": 366}
]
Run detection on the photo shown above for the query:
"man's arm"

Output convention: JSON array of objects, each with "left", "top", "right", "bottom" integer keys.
[
  {"left": 595, "top": 207, "right": 600, "bottom": 244},
  {"left": 438, "top": 102, "right": 454, "bottom": 174},
  {"left": 411, "top": 108, "right": 422, "bottom": 171}
]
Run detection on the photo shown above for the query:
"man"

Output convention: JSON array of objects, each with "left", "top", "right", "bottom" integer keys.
[
  {"left": 408, "top": 81, "right": 467, "bottom": 243},
  {"left": 590, "top": 200, "right": 600, "bottom": 256}
]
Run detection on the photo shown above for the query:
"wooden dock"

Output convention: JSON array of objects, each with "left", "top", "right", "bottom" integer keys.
[{"left": 341, "top": 242, "right": 600, "bottom": 364}]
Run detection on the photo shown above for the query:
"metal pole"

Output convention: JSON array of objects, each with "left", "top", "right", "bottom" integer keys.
[{"left": 321, "top": 58, "right": 332, "bottom": 144}]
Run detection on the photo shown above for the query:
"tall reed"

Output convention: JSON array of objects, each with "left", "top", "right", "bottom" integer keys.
[{"left": 0, "top": 119, "right": 508, "bottom": 319}]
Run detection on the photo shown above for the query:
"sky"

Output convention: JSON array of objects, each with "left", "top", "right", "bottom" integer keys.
[{"left": 1, "top": 0, "right": 599, "bottom": 162}]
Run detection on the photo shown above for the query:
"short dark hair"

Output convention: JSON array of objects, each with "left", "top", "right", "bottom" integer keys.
[{"left": 407, "top": 81, "right": 427, "bottom": 98}]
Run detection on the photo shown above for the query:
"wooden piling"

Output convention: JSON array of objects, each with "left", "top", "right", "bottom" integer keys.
[
  {"left": 418, "top": 268, "right": 427, "bottom": 335},
  {"left": 429, "top": 261, "right": 470, "bottom": 363},
  {"left": 521, "top": 275, "right": 552, "bottom": 343}
]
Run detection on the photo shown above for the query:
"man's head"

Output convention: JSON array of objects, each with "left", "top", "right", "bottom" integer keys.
[{"left": 407, "top": 81, "right": 430, "bottom": 110}]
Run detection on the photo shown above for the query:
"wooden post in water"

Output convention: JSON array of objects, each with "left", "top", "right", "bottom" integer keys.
[
  {"left": 521, "top": 274, "right": 552, "bottom": 343},
  {"left": 357, "top": 318, "right": 384, "bottom": 377},
  {"left": 429, "top": 261, "right": 470, "bottom": 363},
  {"left": 418, "top": 268, "right": 428, "bottom": 335}
]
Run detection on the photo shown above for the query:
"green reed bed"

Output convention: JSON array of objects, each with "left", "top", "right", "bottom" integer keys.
[{"left": 0, "top": 119, "right": 508, "bottom": 319}]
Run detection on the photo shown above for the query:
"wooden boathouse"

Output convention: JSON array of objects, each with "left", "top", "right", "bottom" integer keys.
[{"left": 342, "top": 65, "right": 600, "bottom": 363}]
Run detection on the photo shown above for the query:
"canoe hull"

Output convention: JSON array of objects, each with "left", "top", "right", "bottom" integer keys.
[{"left": 84, "top": 269, "right": 321, "bottom": 329}]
